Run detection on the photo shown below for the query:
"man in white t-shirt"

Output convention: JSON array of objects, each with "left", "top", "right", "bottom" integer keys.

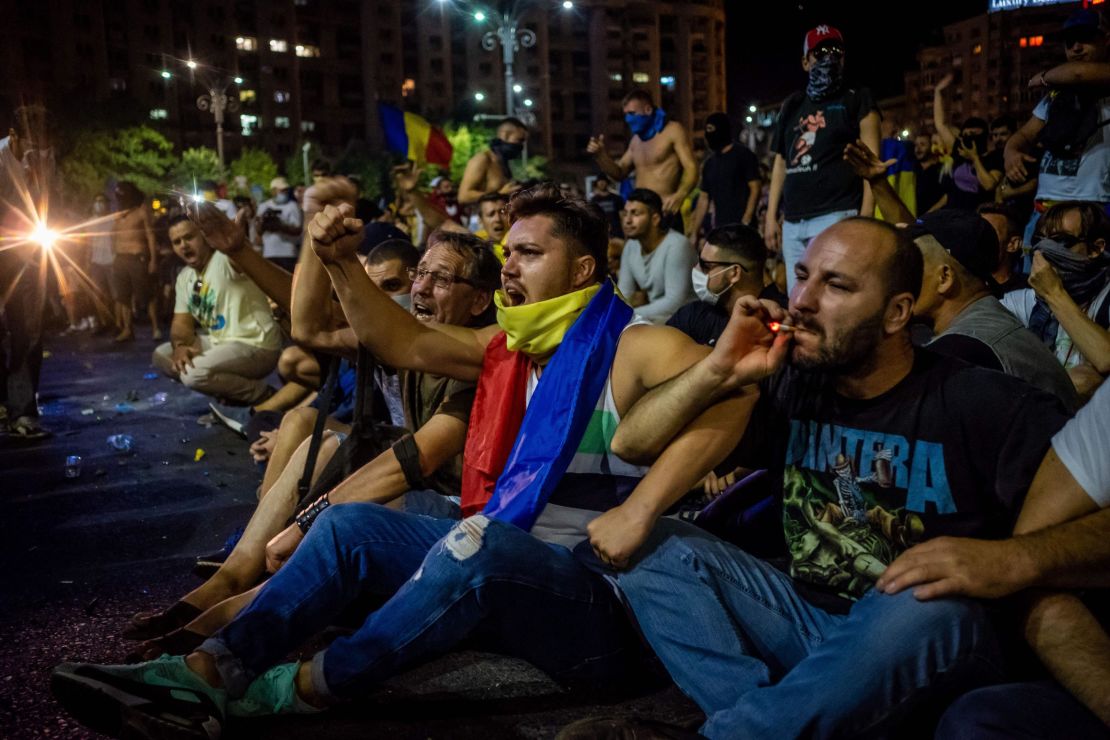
[
  {"left": 152, "top": 215, "right": 282, "bottom": 405},
  {"left": 617, "top": 187, "right": 695, "bottom": 323},
  {"left": 1004, "top": 10, "right": 1110, "bottom": 210},
  {"left": 256, "top": 176, "right": 303, "bottom": 272}
]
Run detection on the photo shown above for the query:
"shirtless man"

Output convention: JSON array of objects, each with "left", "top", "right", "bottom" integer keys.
[
  {"left": 457, "top": 117, "right": 529, "bottom": 206},
  {"left": 587, "top": 89, "right": 698, "bottom": 220},
  {"left": 110, "top": 181, "right": 160, "bottom": 342}
]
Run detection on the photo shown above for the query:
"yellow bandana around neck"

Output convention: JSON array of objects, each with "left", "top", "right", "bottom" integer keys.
[{"left": 495, "top": 283, "right": 602, "bottom": 360}]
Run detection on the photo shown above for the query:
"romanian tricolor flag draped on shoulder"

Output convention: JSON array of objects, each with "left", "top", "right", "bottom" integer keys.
[{"left": 377, "top": 103, "right": 453, "bottom": 168}]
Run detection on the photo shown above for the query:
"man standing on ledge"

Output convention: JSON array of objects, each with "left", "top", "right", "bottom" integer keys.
[{"left": 588, "top": 89, "right": 698, "bottom": 234}]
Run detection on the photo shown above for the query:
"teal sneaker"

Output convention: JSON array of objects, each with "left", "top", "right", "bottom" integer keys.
[
  {"left": 228, "top": 662, "right": 323, "bottom": 718},
  {"left": 51, "top": 654, "right": 226, "bottom": 739}
]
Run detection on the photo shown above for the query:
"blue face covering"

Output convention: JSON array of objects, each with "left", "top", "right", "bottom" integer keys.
[{"left": 625, "top": 107, "right": 667, "bottom": 141}]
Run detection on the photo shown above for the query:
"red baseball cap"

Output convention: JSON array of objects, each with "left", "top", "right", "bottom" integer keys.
[{"left": 804, "top": 25, "right": 845, "bottom": 55}]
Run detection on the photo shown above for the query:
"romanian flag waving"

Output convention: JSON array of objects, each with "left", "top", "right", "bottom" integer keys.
[{"left": 377, "top": 103, "right": 453, "bottom": 167}]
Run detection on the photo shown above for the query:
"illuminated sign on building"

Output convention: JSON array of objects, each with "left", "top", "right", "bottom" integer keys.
[{"left": 989, "top": 0, "right": 1082, "bottom": 10}]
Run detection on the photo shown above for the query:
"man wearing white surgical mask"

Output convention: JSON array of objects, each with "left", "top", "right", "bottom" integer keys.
[
  {"left": 667, "top": 224, "right": 787, "bottom": 346},
  {"left": 257, "top": 176, "right": 304, "bottom": 272}
]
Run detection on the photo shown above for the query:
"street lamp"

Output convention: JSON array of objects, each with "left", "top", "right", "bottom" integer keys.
[
  {"left": 474, "top": 91, "right": 486, "bottom": 102},
  {"left": 161, "top": 55, "right": 241, "bottom": 166}
]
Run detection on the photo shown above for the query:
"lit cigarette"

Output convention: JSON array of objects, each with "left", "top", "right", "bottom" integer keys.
[{"left": 768, "top": 322, "right": 796, "bottom": 333}]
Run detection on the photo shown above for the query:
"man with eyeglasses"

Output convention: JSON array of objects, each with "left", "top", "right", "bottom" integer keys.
[
  {"left": 151, "top": 215, "right": 282, "bottom": 407},
  {"left": 765, "top": 25, "right": 881, "bottom": 295},
  {"left": 667, "top": 224, "right": 785, "bottom": 347},
  {"left": 1005, "top": 9, "right": 1110, "bottom": 235}
]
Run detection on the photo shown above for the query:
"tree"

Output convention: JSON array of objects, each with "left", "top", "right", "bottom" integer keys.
[
  {"left": 172, "top": 147, "right": 226, "bottom": 189},
  {"left": 285, "top": 141, "right": 325, "bottom": 188},
  {"left": 228, "top": 148, "right": 278, "bottom": 195},
  {"left": 335, "top": 140, "right": 400, "bottom": 201},
  {"left": 58, "top": 126, "right": 176, "bottom": 204},
  {"left": 444, "top": 123, "right": 495, "bottom": 184}
]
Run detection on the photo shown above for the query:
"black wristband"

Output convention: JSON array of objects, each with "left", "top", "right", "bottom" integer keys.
[
  {"left": 391, "top": 434, "right": 426, "bottom": 490},
  {"left": 295, "top": 494, "right": 331, "bottom": 534}
]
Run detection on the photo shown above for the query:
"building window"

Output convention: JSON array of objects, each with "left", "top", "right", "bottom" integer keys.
[
  {"left": 240, "top": 114, "right": 259, "bottom": 136},
  {"left": 275, "top": 116, "right": 291, "bottom": 128},
  {"left": 149, "top": 108, "right": 168, "bottom": 120},
  {"left": 660, "top": 75, "right": 676, "bottom": 89},
  {"left": 1020, "top": 36, "right": 1043, "bottom": 48},
  {"left": 270, "top": 39, "right": 288, "bottom": 53},
  {"left": 609, "top": 72, "right": 622, "bottom": 82},
  {"left": 402, "top": 78, "right": 415, "bottom": 97},
  {"left": 274, "top": 90, "right": 291, "bottom": 103},
  {"left": 301, "top": 120, "right": 316, "bottom": 132},
  {"left": 109, "top": 77, "right": 127, "bottom": 92},
  {"left": 632, "top": 72, "right": 650, "bottom": 83},
  {"left": 973, "top": 43, "right": 982, "bottom": 55},
  {"left": 295, "top": 44, "right": 320, "bottom": 58},
  {"left": 240, "top": 89, "right": 257, "bottom": 103},
  {"left": 236, "top": 36, "right": 257, "bottom": 52}
]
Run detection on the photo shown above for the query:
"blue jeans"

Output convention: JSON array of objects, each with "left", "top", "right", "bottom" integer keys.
[
  {"left": 782, "top": 208, "right": 859, "bottom": 295},
  {"left": 936, "top": 681, "right": 1108, "bottom": 739},
  {"left": 200, "top": 503, "right": 646, "bottom": 700},
  {"left": 614, "top": 520, "right": 1003, "bottom": 739}
]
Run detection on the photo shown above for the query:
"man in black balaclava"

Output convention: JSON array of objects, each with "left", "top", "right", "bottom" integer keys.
[
  {"left": 691, "top": 112, "right": 762, "bottom": 236},
  {"left": 764, "top": 25, "right": 881, "bottom": 295},
  {"left": 457, "top": 117, "right": 529, "bottom": 206}
]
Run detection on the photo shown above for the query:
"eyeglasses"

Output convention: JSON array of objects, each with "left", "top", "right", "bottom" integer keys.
[
  {"left": 811, "top": 44, "right": 844, "bottom": 61},
  {"left": 406, "top": 266, "right": 473, "bottom": 290},
  {"left": 698, "top": 258, "right": 747, "bottom": 274},
  {"left": 1037, "top": 232, "right": 1084, "bottom": 249}
]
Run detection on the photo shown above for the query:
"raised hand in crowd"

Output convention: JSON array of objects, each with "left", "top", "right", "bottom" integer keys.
[
  {"left": 1028, "top": 251, "right": 1066, "bottom": 300},
  {"left": 191, "top": 201, "right": 248, "bottom": 255},
  {"left": 308, "top": 203, "right": 364, "bottom": 264},
  {"left": 303, "top": 176, "right": 357, "bottom": 217}
]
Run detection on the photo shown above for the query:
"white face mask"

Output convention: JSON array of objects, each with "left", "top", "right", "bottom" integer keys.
[
  {"left": 690, "top": 266, "right": 731, "bottom": 305},
  {"left": 392, "top": 293, "right": 413, "bottom": 312}
]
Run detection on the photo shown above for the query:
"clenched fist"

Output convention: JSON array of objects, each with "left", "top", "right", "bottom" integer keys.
[
  {"left": 309, "top": 203, "right": 364, "bottom": 264},
  {"left": 587, "top": 134, "right": 605, "bottom": 155}
]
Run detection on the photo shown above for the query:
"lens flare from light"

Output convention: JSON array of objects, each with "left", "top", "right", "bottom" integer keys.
[{"left": 31, "top": 223, "right": 58, "bottom": 249}]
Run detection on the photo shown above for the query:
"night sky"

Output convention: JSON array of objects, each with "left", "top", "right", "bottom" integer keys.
[{"left": 725, "top": 0, "right": 989, "bottom": 111}]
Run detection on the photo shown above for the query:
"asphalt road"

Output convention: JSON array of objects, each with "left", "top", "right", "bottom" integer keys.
[{"left": 0, "top": 329, "right": 699, "bottom": 739}]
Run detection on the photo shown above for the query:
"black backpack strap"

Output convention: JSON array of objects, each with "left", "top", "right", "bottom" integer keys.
[{"left": 296, "top": 355, "right": 340, "bottom": 502}]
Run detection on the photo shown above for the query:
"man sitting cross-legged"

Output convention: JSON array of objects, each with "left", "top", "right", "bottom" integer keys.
[
  {"left": 119, "top": 219, "right": 499, "bottom": 661},
  {"left": 50, "top": 184, "right": 757, "bottom": 738}
]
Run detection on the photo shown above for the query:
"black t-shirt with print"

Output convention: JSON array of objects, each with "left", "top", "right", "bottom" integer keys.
[
  {"left": 733, "top": 350, "right": 1068, "bottom": 605},
  {"left": 771, "top": 87, "right": 878, "bottom": 221},
  {"left": 701, "top": 144, "right": 761, "bottom": 227}
]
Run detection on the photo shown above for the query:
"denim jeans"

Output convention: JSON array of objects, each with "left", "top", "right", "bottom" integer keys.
[
  {"left": 782, "top": 208, "right": 859, "bottom": 295},
  {"left": 614, "top": 520, "right": 1004, "bottom": 739},
  {"left": 200, "top": 503, "right": 646, "bottom": 700}
]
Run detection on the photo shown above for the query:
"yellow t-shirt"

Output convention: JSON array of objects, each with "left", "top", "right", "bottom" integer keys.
[{"left": 174, "top": 252, "right": 281, "bottom": 350}]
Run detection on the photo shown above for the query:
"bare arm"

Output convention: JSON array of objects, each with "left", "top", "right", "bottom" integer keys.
[
  {"left": 933, "top": 74, "right": 959, "bottom": 151},
  {"left": 1030, "top": 253, "right": 1110, "bottom": 374},
  {"left": 612, "top": 296, "right": 789, "bottom": 464},
  {"left": 691, "top": 191, "right": 710, "bottom": 241},
  {"left": 588, "top": 134, "right": 631, "bottom": 181},
  {"left": 878, "top": 446, "right": 1109, "bottom": 599},
  {"left": 1005, "top": 116, "right": 1045, "bottom": 183},
  {"left": 844, "top": 140, "right": 914, "bottom": 225},
  {"left": 168, "top": 312, "right": 198, "bottom": 374},
  {"left": 1024, "top": 592, "right": 1110, "bottom": 725},
  {"left": 764, "top": 154, "right": 786, "bottom": 251},
  {"left": 142, "top": 210, "right": 158, "bottom": 266},
  {"left": 858, "top": 111, "right": 881, "bottom": 217},
  {"left": 193, "top": 204, "right": 293, "bottom": 312},
  {"left": 457, "top": 154, "right": 490, "bottom": 206},
  {"left": 289, "top": 180, "right": 359, "bottom": 356},
  {"left": 743, "top": 179, "right": 761, "bottom": 226},
  {"left": 311, "top": 204, "right": 491, "bottom": 380},
  {"left": 968, "top": 147, "right": 1003, "bottom": 192},
  {"left": 670, "top": 124, "right": 699, "bottom": 206},
  {"left": 1041, "top": 60, "right": 1110, "bottom": 89},
  {"left": 631, "top": 238, "right": 697, "bottom": 323}
]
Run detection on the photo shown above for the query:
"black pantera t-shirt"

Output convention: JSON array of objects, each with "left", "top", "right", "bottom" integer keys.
[
  {"left": 734, "top": 350, "right": 1068, "bottom": 604},
  {"left": 771, "top": 87, "right": 878, "bottom": 221}
]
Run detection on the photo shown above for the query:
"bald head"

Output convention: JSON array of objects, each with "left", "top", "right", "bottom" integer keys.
[{"left": 803, "top": 218, "right": 922, "bottom": 302}]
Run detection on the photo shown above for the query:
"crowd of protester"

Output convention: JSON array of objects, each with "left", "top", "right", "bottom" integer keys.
[{"left": 0, "top": 8, "right": 1107, "bottom": 739}]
